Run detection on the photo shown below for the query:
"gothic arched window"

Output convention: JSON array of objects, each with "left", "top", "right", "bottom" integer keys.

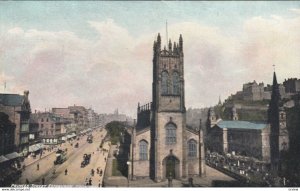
[
  {"left": 165, "top": 123, "right": 176, "bottom": 145},
  {"left": 172, "top": 72, "right": 180, "bottom": 95},
  {"left": 139, "top": 140, "right": 148, "bottom": 160},
  {"left": 161, "top": 71, "right": 169, "bottom": 95},
  {"left": 188, "top": 139, "right": 197, "bottom": 158}
]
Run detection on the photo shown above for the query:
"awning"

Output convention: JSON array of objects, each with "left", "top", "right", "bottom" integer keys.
[
  {"left": 37, "top": 143, "right": 44, "bottom": 149},
  {"left": 29, "top": 143, "right": 44, "bottom": 152},
  {"left": 4, "top": 152, "right": 21, "bottom": 160},
  {"left": 0, "top": 155, "right": 9, "bottom": 163},
  {"left": 29, "top": 144, "right": 39, "bottom": 152},
  {"left": 66, "top": 132, "right": 77, "bottom": 139}
]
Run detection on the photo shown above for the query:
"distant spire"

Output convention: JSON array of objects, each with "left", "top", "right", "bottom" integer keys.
[
  {"left": 273, "top": 72, "right": 278, "bottom": 87},
  {"left": 4, "top": 81, "right": 6, "bottom": 93},
  {"left": 179, "top": 34, "right": 183, "bottom": 52},
  {"left": 157, "top": 33, "right": 161, "bottom": 50},
  {"left": 173, "top": 42, "right": 176, "bottom": 52},
  {"left": 168, "top": 39, "right": 172, "bottom": 51},
  {"left": 218, "top": 95, "right": 221, "bottom": 105},
  {"left": 199, "top": 119, "right": 202, "bottom": 130}
]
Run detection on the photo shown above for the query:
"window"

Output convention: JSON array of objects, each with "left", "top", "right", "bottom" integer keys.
[
  {"left": 41, "top": 118, "right": 44, "bottom": 122},
  {"left": 188, "top": 139, "right": 197, "bottom": 158},
  {"left": 139, "top": 140, "right": 148, "bottom": 160},
  {"left": 172, "top": 72, "right": 180, "bottom": 95},
  {"left": 166, "top": 123, "right": 176, "bottom": 145},
  {"left": 46, "top": 118, "right": 49, "bottom": 122},
  {"left": 161, "top": 71, "right": 169, "bottom": 94}
]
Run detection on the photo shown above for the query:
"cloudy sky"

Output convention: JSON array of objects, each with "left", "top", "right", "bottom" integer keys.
[{"left": 0, "top": 1, "right": 300, "bottom": 117}]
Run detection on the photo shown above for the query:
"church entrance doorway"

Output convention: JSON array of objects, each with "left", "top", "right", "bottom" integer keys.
[{"left": 163, "top": 155, "right": 180, "bottom": 179}]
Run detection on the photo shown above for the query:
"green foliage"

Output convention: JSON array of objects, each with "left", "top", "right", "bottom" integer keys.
[
  {"left": 225, "top": 99, "right": 269, "bottom": 106},
  {"left": 238, "top": 110, "right": 267, "bottom": 121},
  {"left": 105, "top": 121, "right": 126, "bottom": 145},
  {"left": 219, "top": 99, "right": 269, "bottom": 121}
]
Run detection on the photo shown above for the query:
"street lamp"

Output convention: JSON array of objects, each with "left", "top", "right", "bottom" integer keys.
[{"left": 126, "top": 161, "right": 131, "bottom": 187}]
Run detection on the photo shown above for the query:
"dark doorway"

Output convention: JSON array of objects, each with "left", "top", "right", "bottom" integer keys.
[{"left": 163, "top": 155, "right": 179, "bottom": 179}]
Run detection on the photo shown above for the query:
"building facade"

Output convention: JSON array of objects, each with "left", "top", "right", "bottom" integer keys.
[
  {"left": 32, "top": 112, "right": 71, "bottom": 145},
  {"left": 0, "top": 91, "right": 31, "bottom": 155},
  {"left": 130, "top": 34, "right": 205, "bottom": 182},
  {"left": 0, "top": 112, "right": 15, "bottom": 156},
  {"left": 283, "top": 78, "right": 300, "bottom": 94}
]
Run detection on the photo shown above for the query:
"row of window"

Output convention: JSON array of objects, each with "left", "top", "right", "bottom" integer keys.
[
  {"left": 41, "top": 118, "right": 49, "bottom": 122},
  {"left": 39, "top": 124, "right": 54, "bottom": 128},
  {"left": 138, "top": 139, "right": 198, "bottom": 160},
  {"left": 161, "top": 71, "right": 180, "bottom": 95}
]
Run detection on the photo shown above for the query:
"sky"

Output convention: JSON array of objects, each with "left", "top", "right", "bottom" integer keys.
[{"left": 0, "top": 1, "right": 300, "bottom": 117}]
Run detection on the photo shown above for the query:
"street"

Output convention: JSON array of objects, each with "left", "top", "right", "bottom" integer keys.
[{"left": 17, "top": 128, "right": 110, "bottom": 187}]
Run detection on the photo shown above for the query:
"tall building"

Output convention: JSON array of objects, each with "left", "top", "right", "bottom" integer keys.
[
  {"left": 0, "top": 91, "right": 31, "bottom": 155},
  {"left": 130, "top": 34, "right": 205, "bottom": 182}
]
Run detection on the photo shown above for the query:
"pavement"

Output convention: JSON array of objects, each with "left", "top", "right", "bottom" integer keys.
[
  {"left": 16, "top": 128, "right": 110, "bottom": 187},
  {"left": 23, "top": 149, "right": 55, "bottom": 167},
  {"left": 103, "top": 144, "right": 235, "bottom": 187}
]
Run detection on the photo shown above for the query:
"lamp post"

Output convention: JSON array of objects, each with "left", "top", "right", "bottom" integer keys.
[{"left": 127, "top": 161, "right": 131, "bottom": 187}]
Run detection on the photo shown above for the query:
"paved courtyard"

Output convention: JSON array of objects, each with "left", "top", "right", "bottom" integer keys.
[{"left": 103, "top": 145, "right": 236, "bottom": 187}]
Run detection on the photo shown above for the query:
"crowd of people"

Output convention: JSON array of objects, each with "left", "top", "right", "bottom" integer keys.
[{"left": 206, "top": 152, "right": 292, "bottom": 186}]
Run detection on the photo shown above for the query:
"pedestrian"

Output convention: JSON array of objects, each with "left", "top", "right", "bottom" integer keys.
[
  {"left": 52, "top": 168, "right": 56, "bottom": 175},
  {"left": 42, "top": 177, "right": 45, "bottom": 185},
  {"left": 65, "top": 169, "right": 68, "bottom": 175},
  {"left": 89, "top": 178, "right": 92, "bottom": 185},
  {"left": 26, "top": 179, "right": 29, "bottom": 184},
  {"left": 37, "top": 163, "right": 39, "bottom": 171},
  {"left": 96, "top": 168, "right": 99, "bottom": 174},
  {"left": 22, "top": 164, "right": 26, "bottom": 171}
]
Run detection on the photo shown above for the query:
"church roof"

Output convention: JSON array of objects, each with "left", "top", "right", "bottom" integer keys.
[
  {"left": 136, "top": 125, "right": 150, "bottom": 132},
  {"left": 217, "top": 120, "right": 268, "bottom": 130},
  {"left": 0, "top": 94, "right": 24, "bottom": 106}
]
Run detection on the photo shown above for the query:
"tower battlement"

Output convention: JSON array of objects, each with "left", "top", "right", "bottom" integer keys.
[{"left": 153, "top": 33, "right": 183, "bottom": 57}]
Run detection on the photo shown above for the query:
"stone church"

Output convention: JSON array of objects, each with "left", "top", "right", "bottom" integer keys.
[{"left": 129, "top": 33, "right": 205, "bottom": 182}]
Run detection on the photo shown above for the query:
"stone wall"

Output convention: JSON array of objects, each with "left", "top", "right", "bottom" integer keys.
[
  {"left": 155, "top": 112, "right": 185, "bottom": 180},
  {"left": 186, "top": 129, "right": 199, "bottom": 176},
  {"left": 132, "top": 128, "right": 150, "bottom": 177}
]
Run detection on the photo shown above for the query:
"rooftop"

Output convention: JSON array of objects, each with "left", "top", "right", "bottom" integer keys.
[
  {"left": 217, "top": 120, "right": 268, "bottom": 130},
  {"left": 0, "top": 94, "right": 24, "bottom": 106}
]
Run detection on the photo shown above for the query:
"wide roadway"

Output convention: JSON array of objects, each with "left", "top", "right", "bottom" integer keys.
[{"left": 17, "top": 128, "right": 109, "bottom": 186}]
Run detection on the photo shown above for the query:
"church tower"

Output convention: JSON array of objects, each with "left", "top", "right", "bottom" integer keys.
[{"left": 150, "top": 33, "right": 187, "bottom": 181}]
